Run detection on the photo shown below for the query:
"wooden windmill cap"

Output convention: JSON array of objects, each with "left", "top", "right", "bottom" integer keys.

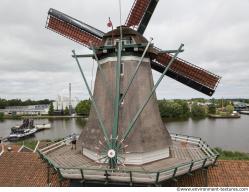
[
  {"left": 97, "top": 26, "right": 158, "bottom": 59},
  {"left": 103, "top": 26, "right": 148, "bottom": 44}
]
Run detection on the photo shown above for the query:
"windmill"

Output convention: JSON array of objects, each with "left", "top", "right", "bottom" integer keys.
[{"left": 46, "top": 0, "right": 221, "bottom": 169}]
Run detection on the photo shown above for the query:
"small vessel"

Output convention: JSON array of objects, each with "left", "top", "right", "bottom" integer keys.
[
  {"left": 7, "top": 118, "right": 37, "bottom": 141},
  {"left": 14, "top": 118, "right": 35, "bottom": 129},
  {"left": 35, "top": 123, "right": 51, "bottom": 131},
  {"left": 240, "top": 111, "right": 249, "bottom": 115},
  {"left": 7, "top": 127, "right": 37, "bottom": 141}
]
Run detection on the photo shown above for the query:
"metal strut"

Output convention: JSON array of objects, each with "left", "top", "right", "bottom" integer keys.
[
  {"left": 121, "top": 44, "right": 184, "bottom": 142},
  {"left": 119, "top": 38, "right": 153, "bottom": 105},
  {"left": 72, "top": 50, "right": 111, "bottom": 147},
  {"left": 110, "top": 40, "right": 122, "bottom": 169}
]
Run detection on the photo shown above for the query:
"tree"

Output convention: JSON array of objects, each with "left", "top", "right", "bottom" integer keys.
[
  {"left": 0, "top": 112, "right": 4, "bottom": 120},
  {"left": 208, "top": 104, "right": 216, "bottom": 114},
  {"left": 158, "top": 100, "right": 190, "bottom": 119},
  {"left": 75, "top": 100, "right": 91, "bottom": 116},
  {"left": 64, "top": 106, "right": 70, "bottom": 115},
  {"left": 226, "top": 105, "right": 234, "bottom": 114},
  {"left": 191, "top": 103, "right": 206, "bottom": 119},
  {"left": 0, "top": 99, "right": 7, "bottom": 109},
  {"left": 48, "top": 103, "right": 54, "bottom": 116}
]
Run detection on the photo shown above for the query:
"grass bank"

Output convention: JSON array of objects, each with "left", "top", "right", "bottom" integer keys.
[{"left": 215, "top": 148, "right": 249, "bottom": 160}]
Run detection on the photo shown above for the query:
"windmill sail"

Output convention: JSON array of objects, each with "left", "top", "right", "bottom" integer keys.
[
  {"left": 151, "top": 48, "right": 221, "bottom": 96},
  {"left": 126, "top": 0, "right": 159, "bottom": 34},
  {"left": 137, "top": 0, "right": 159, "bottom": 34},
  {"left": 46, "top": 8, "right": 104, "bottom": 48}
]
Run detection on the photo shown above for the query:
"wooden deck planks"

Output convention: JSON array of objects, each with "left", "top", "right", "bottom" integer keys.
[{"left": 45, "top": 141, "right": 210, "bottom": 174}]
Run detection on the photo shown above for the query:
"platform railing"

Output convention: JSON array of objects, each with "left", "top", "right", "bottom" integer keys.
[
  {"left": 39, "top": 136, "right": 72, "bottom": 155},
  {"left": 0, "top": 144, "right": 4, "bottom": 156},
  {"left": 37, "top": 133, "right": 219, "bottom": 185}
]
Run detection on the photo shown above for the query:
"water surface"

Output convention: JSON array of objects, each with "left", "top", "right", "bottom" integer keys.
[{"left": 0, "top": 115, "right": 248, "bottom": 153}]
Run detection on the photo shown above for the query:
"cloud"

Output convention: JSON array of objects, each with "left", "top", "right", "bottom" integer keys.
[{"left": 0, "top": 0, "right": 248, "bottom": 100}]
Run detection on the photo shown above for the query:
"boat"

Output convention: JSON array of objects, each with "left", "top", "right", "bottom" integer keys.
[
  {"left": 7, "top": 118, "right": 37, "bottom": 141},
  {"left": 35, "top": 123, "right": 51, "bottom": 131},
  {"left": 14, "top": 118, "right": 35, "bottom": 129},
  {"left": 7, "top": 127, "right": 37, "bottom": 141},
  {"left": 208, "top": 113, "right": 241, "bottom": 119},
  {"left": 239, "top": 111, "right": 249, "bottom": 115}
]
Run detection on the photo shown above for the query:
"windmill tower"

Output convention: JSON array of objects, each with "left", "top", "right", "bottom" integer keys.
[{"left": 46, "top": 0, "right": 221, "bottom": 169}]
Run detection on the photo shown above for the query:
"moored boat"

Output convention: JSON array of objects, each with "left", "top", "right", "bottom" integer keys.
[
  {"left": 35, "top": 123, "right": 51, "bottom": 131},
  {"left": 7, "top": 127, "right": 37, "bottom": 141},
  {"left": 239, "top": 111, "right": 249, "bottom": 115}
]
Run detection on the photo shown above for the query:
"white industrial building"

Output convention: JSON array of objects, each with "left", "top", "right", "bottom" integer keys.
[
  {"left": 53, "top": 95, "right": 80, "bottom": 111},
  {"left": 1, "top": 105, "right": 49, "bottom": 115}
]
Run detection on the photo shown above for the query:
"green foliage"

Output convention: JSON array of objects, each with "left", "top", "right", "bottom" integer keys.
[
  {"left": 191, "top": 103, "right": 207, "bottom": 119},
  {"left": 215, "top": 148, "right": 249, "bottom": 160},
  {"left": 226, "top": 105, "right": 234, "bottom": 114},
  {"left": 191, "top": 98, "right": 206, "bottom": 103},
  {"left": 0, "top": 112, "right": 4, "bottom": 120},
  {"left": 75, "top": 100, "right": 91, "bottom": 116},
  {"left": 158, "top": 100, "right": 190, "bottom": 119},
  {"left": 17, "top": 139, "right": 38, "bottom": 150},
  {"left": 208, "top": 104, "right": 216, "bottom": 114},
  {"left": 64, "top": 106, "right": 70, "bottom": 115},
  {"left": 48, "top": 103, "right": 54, "bottom": 116},
  {"left": 0, "top": 98, "right": 52, "bottom": 109}
]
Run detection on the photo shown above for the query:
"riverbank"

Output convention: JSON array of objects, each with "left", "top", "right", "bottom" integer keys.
[
  {"left": 2, "top": 115, "right": 87, "bottom": 120},
  {"left": 208, "top": 114, "right": 241, "bottom": 119}
]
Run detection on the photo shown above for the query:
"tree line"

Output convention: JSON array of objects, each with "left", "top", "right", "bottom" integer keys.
[
  {"left": 74, "top": 99, "right": 210, "bottom": 119},
  {"left": 0, "top": 98, "right": 52, "bottom": 109}
]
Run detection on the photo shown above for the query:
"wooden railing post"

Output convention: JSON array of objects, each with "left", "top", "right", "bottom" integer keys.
[
  {"left": 80, "top": 169, "right": 85, "bottom": 184},
  {"left": 172, "top": 167, "right": 178, "bottom": 182},
  {"left": 155, "top": 172, "right": 160, "bottom": 186},
  {"left": 129, "top": 171, "right": 133, "bottom": 186}
]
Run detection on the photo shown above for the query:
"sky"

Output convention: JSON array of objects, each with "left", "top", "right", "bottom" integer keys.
[{"left": 0, "top": 0, "right": 248, "bottom": 100}]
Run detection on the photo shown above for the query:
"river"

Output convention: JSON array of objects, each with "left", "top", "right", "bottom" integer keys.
[{"left": 0, "top": 115, "right": 248, "bottom": 153}]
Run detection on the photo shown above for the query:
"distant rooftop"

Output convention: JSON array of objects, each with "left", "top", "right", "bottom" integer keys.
[{"left": 0, "top": 144, "right": 69, "bottom": 187}]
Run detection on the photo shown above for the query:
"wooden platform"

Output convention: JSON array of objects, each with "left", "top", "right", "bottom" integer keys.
[{"left": 38, "top": 134, "right": 218, "bottom": 185}]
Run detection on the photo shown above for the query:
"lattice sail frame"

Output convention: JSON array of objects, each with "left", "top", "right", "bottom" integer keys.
[
  {"left": 151, "top": 47, "right": 221, "bottom": 95},
  {"left": 126, "top": 0, "right": 151, "bottom": 27},
  {"left": 46, "top": 8, "right": 103, "bottom": 48}
]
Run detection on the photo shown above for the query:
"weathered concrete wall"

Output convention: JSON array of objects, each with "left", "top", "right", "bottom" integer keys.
[{"left": 77, "top": 56, "right": 172, "bottom": 159}]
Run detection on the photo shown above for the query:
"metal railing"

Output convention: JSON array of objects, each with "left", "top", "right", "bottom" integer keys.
[
  {"left": 0, "top": 144, "right": 4, "bottom": 156},
  {"left": 38, "top": 133, "right": 219, "bottom": 185}
]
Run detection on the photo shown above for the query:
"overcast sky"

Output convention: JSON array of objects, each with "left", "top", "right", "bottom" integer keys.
[{"left": 0, "top": 0, "right": 248, "bottom": 100}]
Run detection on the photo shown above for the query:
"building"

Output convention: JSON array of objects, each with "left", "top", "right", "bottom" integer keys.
[
  {"left": 53, "top": 95, "right": 79, "bottom": 111},
  {"left": 1, "top": 105, "right": 49, "bottom": 116}
]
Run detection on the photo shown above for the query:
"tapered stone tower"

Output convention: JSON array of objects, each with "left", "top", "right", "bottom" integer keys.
[{"left": 77, "top": 28, "right": 172, "bottom": 165}]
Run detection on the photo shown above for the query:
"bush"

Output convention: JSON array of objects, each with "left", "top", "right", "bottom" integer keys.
[
  {"left": 64, "top": 106, "right": 70, "bottom": 115},
  {"left": 191, "top": 103, "right": 206, "bottom": 119},
  {"left": 214, "top": 147, "right": 249, "bottom": 160},
  {"left": 0, "top": 112, "right": 4, "bottom": 120},
  {"left": 48, "top": 103, "right": 54, "bottom": 116},
  {"left": 75, "top": 100, "right": 91, "bottom": 116},
  {"left": 226, "top": 105, "right": 234, "bottom": 114},
  {"left": 158, "top": 100, "right": 190, "bottom": 119},
  {"left": 208, "top": 104, "right": 216, "bottom": 114}
]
